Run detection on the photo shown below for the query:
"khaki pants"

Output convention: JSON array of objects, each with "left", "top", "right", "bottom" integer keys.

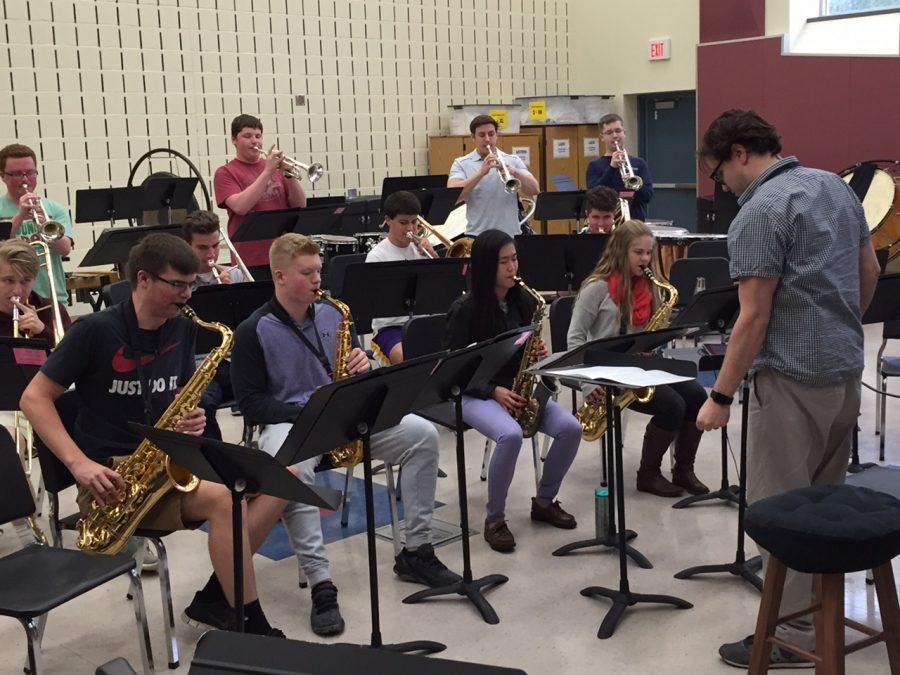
[{"left": 747, "top": 368, "right": 860, "bottom": 649}]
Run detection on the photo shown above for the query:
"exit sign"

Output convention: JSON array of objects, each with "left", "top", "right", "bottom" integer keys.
[{"left": 649, "top": 38, "right": 671, "bottom": 61}]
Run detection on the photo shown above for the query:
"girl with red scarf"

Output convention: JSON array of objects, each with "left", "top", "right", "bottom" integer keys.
[{"left": 567, "top": 220, "right": 708, "bottom": 498}]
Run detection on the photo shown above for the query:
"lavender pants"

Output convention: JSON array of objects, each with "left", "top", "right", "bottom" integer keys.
[{"left": 462, "top": 396, "right": 582, "bottom": 521}]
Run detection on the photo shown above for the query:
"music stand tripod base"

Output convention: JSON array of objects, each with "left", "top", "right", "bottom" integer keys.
[{"left": 551, "top": 530, "right": 650, "bottom": 569}]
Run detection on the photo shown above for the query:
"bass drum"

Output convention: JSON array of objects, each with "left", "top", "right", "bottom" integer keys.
[
  {"left": 311, "top": 235, "right": 358, "bottom": 273},
  {"left": 840, "top": 160, "right": 900, "bottom": 260}
]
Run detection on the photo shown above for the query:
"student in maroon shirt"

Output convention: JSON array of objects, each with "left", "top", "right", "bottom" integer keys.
[{"left": 213, "top": 114, "right": 307, "bottom": 269}]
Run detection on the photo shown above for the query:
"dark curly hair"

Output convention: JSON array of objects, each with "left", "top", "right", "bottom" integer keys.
[{"left": 699, "top": 109, "right": 782, "bottom": 162}]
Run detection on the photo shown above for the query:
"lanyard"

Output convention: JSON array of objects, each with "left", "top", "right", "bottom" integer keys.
[
  {"left": 122, "top": 299, "right": 159, "bottom": 423},
  {"left": 269, "top": 299, "right": 333, "bottom": 378}
]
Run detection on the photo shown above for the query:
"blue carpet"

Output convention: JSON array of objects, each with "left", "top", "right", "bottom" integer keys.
[{"left": 203, "top": 471, "right": 443, "bottom": 562}]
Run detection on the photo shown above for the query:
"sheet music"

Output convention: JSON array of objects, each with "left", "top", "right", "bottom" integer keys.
[{"left": 538, "top": 365, "right": 693, "bottom": 387}]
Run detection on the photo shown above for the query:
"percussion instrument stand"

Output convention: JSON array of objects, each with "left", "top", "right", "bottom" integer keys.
[
  {"left": 403, "top": 388, "right": 509, "bottom": 623},
  {"left": 673, "top": 377, "right": 763, "bottom": 591},
  {"left": 672, "top": 426, "right": 739, "bottom": 509},
  {"left": 580, "top": 386, "right": 693, "bottom": 638}
]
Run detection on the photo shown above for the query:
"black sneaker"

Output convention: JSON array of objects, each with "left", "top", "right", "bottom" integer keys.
[
  {"left": 719, "top": 635, "right": 813, "bottom": 669},
  {"left": 394, "top": 543, "right": 462, "bottom": 588},
  {"left": 310, "top": 581, "right": 345, "bottom": 637},
  {"left": 182, "top": 592, "right": 233, "bottom": 631}
]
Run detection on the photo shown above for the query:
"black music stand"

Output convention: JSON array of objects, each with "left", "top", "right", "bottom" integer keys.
[
  {"left": 334, "top": 197, "right": 382, "bottom": 234},
  {"left": 133, "top": 425, "right": 341, "bottom": 632},
  {"left": 669, "top": 287, "right": 743, "bottom": 509},
  {"left": 0, "top": 337, "right": 51, "bottom": 409},
  {"left": 188, "top": 281, "right": 274, "bottom": 353},
  {"left": 535, "top": 349, "right": 695, "bottom": 639},
  {"left": 79, "top": 223, "right": 182, "bottom": 268},
  {"left": 141, "top": 176, "right": 199, "bottom": 226},
  {"left": 188, "top": 630, "right": 526, "bottom": 675},
  {"left": 545, "top": 327, "right": 691, "bottom": 569},
  {"left": 514, "top": 234, "right": 609, "bottom": 291},
  {"left": 232, "top": 208, "right": 302, "bottom": 246},
  {"left": 75, "top": 187, "right": 144, "bottom": 226},
  {"left": 404, "top": 329, "right": 532, "bottom": 624},
  {"left": 0, "top": 220, "right": 13, "bottom": 240},
  {"left": 338, "top": 259, "right": 469, "bottom": 333},
  {"left": 860, "top": 272, "right": 900, "bottom": 467},
  {"left": 416, "top": 187, "right": 464, "bottom": 225},
  {"left": 532, "top": 190, "right": 585, "bottom": 223},
  {"left": 672, "top": 375, "right": 763, "bottom": 592},
  {"left": 277, "top": 354, "right": 447, "bottom": 654},
  {"left": 381, "top": 175, "right": 448, "bottom": 204}
]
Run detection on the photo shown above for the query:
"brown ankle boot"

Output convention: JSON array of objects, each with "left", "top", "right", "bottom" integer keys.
[
  {"left": 672, "top": 420, "right": 709, "bottom": 495},
  {"left": 636, "top": 423, "right": 684, "bottom": 498}
]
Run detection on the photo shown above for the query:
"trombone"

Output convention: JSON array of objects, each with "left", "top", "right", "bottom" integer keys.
[
  {"left": 254, "top": 145, "right": 325, "bottom": 183},
  {"left": 218, "top": 226, "right": 255, "bottom": 282},
  {"left": 415, "top": 216, "right": 473, "bottom": 258},
  {"left": 489, "top": 145, "right": 521, "bottom": 194},
  {"left": 614, "top": 141, "right": 643, "bottom": 191}
]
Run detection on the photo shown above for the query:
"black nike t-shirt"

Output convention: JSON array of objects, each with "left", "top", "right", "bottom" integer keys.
[{"left": 41, "top": 298, "right": 197, "bottom": 462}]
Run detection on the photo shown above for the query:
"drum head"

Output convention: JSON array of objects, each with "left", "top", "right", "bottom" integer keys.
[{"left": 843, "top": 168, "right": 895, "bottom": 232}]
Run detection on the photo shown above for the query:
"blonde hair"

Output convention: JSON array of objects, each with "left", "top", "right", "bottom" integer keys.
[
  {"left": 0, "top": 239, "right": 40, "bottom": 282},
  {"left": 579, "top": 220, "right": 659, "bottom": 326},
  {"left": 268, "top": 233, "right": 321, "bottom": 274}
]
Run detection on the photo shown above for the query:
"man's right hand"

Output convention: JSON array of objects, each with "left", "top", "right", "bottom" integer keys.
[
  {"left": 71, "top": 457, "right": 126, "bottom": 507},
  {"left": 263, "top": 144, "right": 283, "bottom": 174},
  {"left": 492, "top": 386, "right": 526, "bottom": 414},
  {"left": 585, "top": 388, "right": 604, "bottom": 406},
  {"left": 610, "top": 149, "right": 626, "bottom": 169}
]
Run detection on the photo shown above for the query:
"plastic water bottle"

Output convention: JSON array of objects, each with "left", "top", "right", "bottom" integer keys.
[{"left": 594, "top": 487, "right": 609, "bottom": 539}]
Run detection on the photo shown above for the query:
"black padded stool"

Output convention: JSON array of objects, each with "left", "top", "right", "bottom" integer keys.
[{"left": 744, "top": 485, "right": 900, "bottom": 674}]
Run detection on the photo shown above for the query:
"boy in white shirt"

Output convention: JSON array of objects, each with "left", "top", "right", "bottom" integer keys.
[{"left": 365, "top": 191, "right": 437, "bottom": 364}]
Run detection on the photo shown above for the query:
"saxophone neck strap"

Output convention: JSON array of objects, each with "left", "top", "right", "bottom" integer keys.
[
  {"left": 122, "top": 297, "right": 160, "bottom": 424},
  {"left": 268, "top": 298, "right": 332, "bottom": 378}
]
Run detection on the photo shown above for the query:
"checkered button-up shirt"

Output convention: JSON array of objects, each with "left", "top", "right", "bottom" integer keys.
[{"left": 728, "top": 156, "right": 870, "bottom": 385}]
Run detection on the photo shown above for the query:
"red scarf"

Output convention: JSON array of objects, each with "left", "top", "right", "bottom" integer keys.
[{"left": 607, "top": 272, "right": 652, "bottom": 327}]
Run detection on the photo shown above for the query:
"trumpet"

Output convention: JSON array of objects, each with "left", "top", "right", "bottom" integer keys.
[
  {"left": 614, "top": 141, "right": 643, "bottom": 191},
  {"left": 254, "top": 145, "right": 325, "bottom": 183},
  {"left": 22, "top": 184, "right": 66, "bottom": 348},
  {"left": 488, "top": 145, "right": 521, "bottom": 194}
]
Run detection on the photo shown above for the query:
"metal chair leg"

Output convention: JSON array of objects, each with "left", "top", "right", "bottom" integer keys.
[
  {"left": 385, "top": 463, "right": 402, "bottom": 556},
  {"left": 21, "top": 616, "right": 43, "bottom": 675},
  {"left": 531, "top": 436, "right": 543, "bottom": 493},
  {"left": 152, "top": 538, "right": 179, "bottom": 668},
  {"left": 480, "top": 440, "right": 493, "bottom": 481},
  {"left": 881, "top": 375, "right": 888, "bottom": 462},
  {"left": 128, "top": 567, "right": 154, "bottom": 675},
  {"left": 340, "top": 465, "right": 354, "bottom": 527}
]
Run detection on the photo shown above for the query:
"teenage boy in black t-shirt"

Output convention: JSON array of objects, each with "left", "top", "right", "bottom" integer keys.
[{"left": 20, "top": 233, "right": 289, "bottom": 637}]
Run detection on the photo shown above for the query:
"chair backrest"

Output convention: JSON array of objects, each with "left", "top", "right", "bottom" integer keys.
[
  {"left": 687, "top": 239, "right": 729, "bottom": 260},
  {"left": 325, "top": 253, "right": 367, "bottom": 296},
  {"left": 668, "top": 257, "right": 732, "bottom": 308},
  {"left": 101, "top": 279, "right": 132, "bottom": 308},
  {"left": 0, "top": 427, "right": 37, "bottom": 525},
  {"left": 549, "top": 295, "right": 576, "bottom": 353},
  {"left": 402, "top": 314, "right": 447, "bottom": 360},
  {"left": 35, "top": 390, "right": 81, "bottom": 495}
]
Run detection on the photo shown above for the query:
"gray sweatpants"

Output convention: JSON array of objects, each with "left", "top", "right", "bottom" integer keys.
[
  {"left": 258, "top": 414, "right": 440, "bottom": 588},
  {"left": 747, "top": 368, "right": 860, "bottom": 649}
]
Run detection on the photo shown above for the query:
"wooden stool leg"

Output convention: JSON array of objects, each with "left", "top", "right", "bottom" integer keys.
[
  {"left": 816, "top": 573, "right": 845, "bottom": 675},
  {"left": 872, "top": 562, "right": 900, "bottom": 673},
  {"left": 750, "top": 557, "right": 788, "bottom": 674}
]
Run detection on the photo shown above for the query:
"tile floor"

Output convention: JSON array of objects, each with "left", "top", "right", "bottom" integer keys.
[{"left": 0, "top": 323, "right": 896, "bottom": 674}]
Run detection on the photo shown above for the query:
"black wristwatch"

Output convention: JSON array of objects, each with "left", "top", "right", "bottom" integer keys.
[{"left": 709, "top": 389, "right": 734, "bottom": 406}]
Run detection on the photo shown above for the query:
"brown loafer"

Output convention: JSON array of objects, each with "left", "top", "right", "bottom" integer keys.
[
  {"left": 530, "top": 498, "right": 577, "bottom": 529},
  {"left": 672, "top": 469, "right": 710, "bottom": 496},
  {"left": 483, "top": 519, "right": 516, "bottom": 552},
  {"left": 636, "top": 470, "right": 684, "bottom": 498}
]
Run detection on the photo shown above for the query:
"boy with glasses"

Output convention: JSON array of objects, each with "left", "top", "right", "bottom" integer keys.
[{"left": 0, "top": 144, "right": 74, "bottom": 300}]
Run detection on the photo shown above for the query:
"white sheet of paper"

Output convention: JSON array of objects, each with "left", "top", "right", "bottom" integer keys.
[{"left": 542, "top": 365, "right": 693, "bottom": 387}]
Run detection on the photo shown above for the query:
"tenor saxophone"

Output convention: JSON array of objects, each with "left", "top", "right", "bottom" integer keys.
[
  {"left": 77, "top": 305, "right": 233, "bottom": 554},
  {"left": 315, "top": 289, "right": 364, "bottom": 468},
  {"left": 511, "top": 277, "right": 554, "bottom": 438},
  {"left": 576, "top": 265, "right": 679, "bottom": 441}
]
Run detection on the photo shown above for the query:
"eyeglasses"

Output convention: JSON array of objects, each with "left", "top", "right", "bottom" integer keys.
[
  {"left": 149, "top": 272, "right": 192, "bottom": 291},
  {"left": 4, "top": 170, "right": 39, "bottom": 180},
  {"left": 709, "top": 158, "right": 726, "bottom": 184}
]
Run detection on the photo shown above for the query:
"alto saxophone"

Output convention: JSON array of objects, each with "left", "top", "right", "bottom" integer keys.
[
  {"left": 315, "top": 289, "right": 364, "bottom": 468},
  {"left": 77, "top": 305, "right": 233, "bottom": 554},
  {"left": 576, "top": 265, "right": 679, "bottom": 441},
  {"left": 511, "top": 277, "right": 554, "bottom": 438}
]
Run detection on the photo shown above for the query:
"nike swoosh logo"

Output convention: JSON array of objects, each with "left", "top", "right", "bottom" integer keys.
[{"left": 111, "top": 342, "right": 180, "bottom": 373}]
